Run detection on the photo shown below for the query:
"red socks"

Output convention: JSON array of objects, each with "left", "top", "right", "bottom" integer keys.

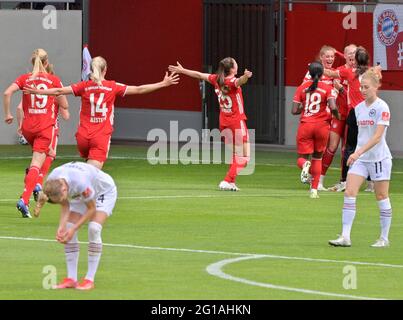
[
  {"left": 321, "top": 148, "right": 335, "bottom": 175},
  {"left": 310, "top": 158, "right": 322, "bottom": 190},
  {"left": 21, "top": 166, "right": 40, "bottom": 205},
  {"left": 224, "top": 155, "right": 249, "bottom": 183},
  {"left": 36, "top": 156, "right": 54, "bottom": 187}
]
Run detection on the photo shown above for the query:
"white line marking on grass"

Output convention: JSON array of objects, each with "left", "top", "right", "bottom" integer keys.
[
  {"left": 1, "top": 235, "right": 403, "bottom": 269},
  {"left": 206, "top": 255, "right": 386, "bottom": 300}
]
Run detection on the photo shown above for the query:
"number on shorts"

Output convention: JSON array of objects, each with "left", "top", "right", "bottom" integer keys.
[
  {"left": 98, "top": 194, "right": 105, "bottom": 203},
  {"left": 31, "top": 83, "right": 48, "bottom": 109},
  {"left": 304, "top": 92, "right": 321, "bottom": 115},
  {"left": 90, "top": 93, "right": 108, "bottom": 117}
]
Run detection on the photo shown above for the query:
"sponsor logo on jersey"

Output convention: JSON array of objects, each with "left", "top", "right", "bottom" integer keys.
[
  {"left": 358, "top": 120, "right": 375, "bottom": 126},
  {"left": 82, "top": 187, "right": 92, "bottom": 198},
  {"left": 377, "top": 9, "right": 399, "bottom": 46}
]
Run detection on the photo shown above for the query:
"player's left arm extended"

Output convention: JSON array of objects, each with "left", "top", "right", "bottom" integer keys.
[
  {"left": 125, "top": 72, "right": 179, "bottom": 95},
  {"left": 23, "top": 86, "right": 73, "bottom": 96},
  {"left": 324, "top": 69, "right": 339, "bottom": 79},
  {"left": 347, "top": 125, "right": 386, "bottom": 165},
  {"left": 235, "top": 69, "right": 253, "bottom": 87}
]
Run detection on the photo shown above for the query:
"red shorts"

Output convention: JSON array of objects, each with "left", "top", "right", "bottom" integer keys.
[
  {"left": 296, "top": 121, "right": 330, "bottom": 155},
  {"left": 220, "top": 120, "right": 249, "bottom": 145},
  {"left": 22, "top": 125, "right": 58, "bottom": 157},
  {"left": 76, "top": 132, "right": 111, "bottom": 162},
  {"left": 330, "top": 118, "right": 346, "bottom": 137}
]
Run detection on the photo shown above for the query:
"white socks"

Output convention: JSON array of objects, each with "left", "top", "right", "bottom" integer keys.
[
  {"left": 64, "top": 222, "right": 79, "bottom": 281},
  {"left": 342, "top": 196, "right": 356, "bottom": 240},
  {"left": 86, "top": 221, "right": 103, "bottom": 282},
  {"left": 319, "top": 175, "right": 325, "bottom": 186},
  {"left": 378, "top": 198, "right": 392, "bottom": 241}
]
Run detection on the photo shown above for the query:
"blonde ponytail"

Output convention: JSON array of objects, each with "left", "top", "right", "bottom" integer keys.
[
  {"left": 31, "top": 48, "right": 49, "bottom": 76},
  {"left": 90, "top": 56, "right": 107, "bottom": 85},
  {"left": 34, "top": 191, "right": 48, "bottom": 217}
]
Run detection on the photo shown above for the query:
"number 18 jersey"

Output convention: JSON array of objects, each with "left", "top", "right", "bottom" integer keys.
[
  {"left": 71, "top": 80, "right": 128, "bottom": 138},
  {"left": 293, "top": 80, "right": 336, "bottom": 123}
]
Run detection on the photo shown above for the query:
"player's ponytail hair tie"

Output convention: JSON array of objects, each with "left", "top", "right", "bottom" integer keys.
[
  {"left": 217, "top": 57, "right": 235, "bottom": 94},
  {"left": 90, "top": 56, "right": 107, "bottom": 85},
  {"left": 31, "top": 48, "right": 49, "bottom": 76},
  {"left": 306, "top": 61, "right": 324, "bottom": 93}
]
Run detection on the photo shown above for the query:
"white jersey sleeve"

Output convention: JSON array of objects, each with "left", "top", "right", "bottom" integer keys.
[{"left": 376, "top": 101, "right": 391, "bottom": 127}]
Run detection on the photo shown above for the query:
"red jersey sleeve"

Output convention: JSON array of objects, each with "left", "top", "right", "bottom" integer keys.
[
  {"left": 338, "top": 68, "right": 353, "bottom": 82},
  {"left": 14, "top": 74, "right": 28, "bottom": 90},
  {"left": 207, "top": 74, "right": 217, "bottom": 85},
  {"left": 71, "top": 81, "right": 87, "bottom": 97},
  {"left": 51, "top": 75, "right": 63, "bottom": 88},
  {"left": 293, "top": 85, "right": 304, "bottom": 103},
  {"left": 114, "top": 82, "right": 128, "bottom": 97}
]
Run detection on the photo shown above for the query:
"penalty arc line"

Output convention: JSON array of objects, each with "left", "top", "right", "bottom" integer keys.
[{"left": 206, "top": 255, "right": 386, "bottom": 300}]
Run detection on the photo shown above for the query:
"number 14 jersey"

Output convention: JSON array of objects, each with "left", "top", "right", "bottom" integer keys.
[
  {"left": 293, "top": 80, "right": 336, "bottom": 123},
  {"left": 71, "top": 80, "right": 128, "bottom": 138}
]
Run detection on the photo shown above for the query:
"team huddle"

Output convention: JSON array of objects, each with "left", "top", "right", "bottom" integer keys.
[
  {"left": 292, "top": 44, "right": 393, "bottom": 248},
  {"left": 2, "top": 49, "right": 252, "bottom": 290}
]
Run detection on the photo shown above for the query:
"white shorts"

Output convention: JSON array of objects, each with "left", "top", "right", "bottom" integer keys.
[
  {"left": 69, "top": 186, "right": 117, "bottom": 217},
  {"left": 348, "top": 158, "right": 392, "bottom": 181}
]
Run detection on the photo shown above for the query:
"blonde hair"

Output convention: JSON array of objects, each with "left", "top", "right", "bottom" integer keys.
[
  {"left": 344, "top": 44, "right": 357, "bottom": 54},
  {"left": 90, "top": 56, "right": 107, "bottom": 85},
  {"left": 319, "top": 45, "right": 336, "bottom": 57},
  {"left": 34, "top": 179, "right": 65, "bottom": 217},
  {"left": 31, "top": 48, "right": 49, "bottom": 76},
  {"left": 362, "top": 68, "right": 382, "bottom": 88}
]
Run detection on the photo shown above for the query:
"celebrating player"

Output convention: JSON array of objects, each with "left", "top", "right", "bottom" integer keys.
[
  {"left": 319, "top": 44, "right": 357, "bottom": 190},
  {"left": 168, "top": 58, "right": 252, "bottom": 191},
  {"left": 3, "top": 48, "right": 69, "bottom": 218},
  {"left": 24, "top": 56, "right": 179, "bottom": 170},
  {"left": 35, "top": 161, "right": 117, "bottom": 290},
  {"left": 292, "top": 61, "right": 340, "bottom": 199},
  {"left": 329, "top": 69, "right": 392, "bottom": 248}
]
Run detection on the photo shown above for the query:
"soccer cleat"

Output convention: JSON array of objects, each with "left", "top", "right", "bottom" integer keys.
[
  {"left": 16, "top": 199, "right": 32, "bottom": 219},
  {"left": 76, "top": 279, "right": 95, "bottom": 291},
  {"left": 364, "top": 181, "right": 375, "bottom": 192},
  {"left": 329, "top": 235, "right": 351, "bottom": 247},
  {"left": 229, "top": 183, "right": 240, "bottom": 191},
  {"left": 300, "top": 161, "right": 311, "bottom": 184},
  {"left": 371, "top": 238, "right": 389, "bottom": 248},
  {"left": 52, "top": 278, "right": 77, "bottom": 289},
  {"left": 33, "top": 183, "right": 42, "bottom": 202},
  {"left": 317, "top": 183, "right": 328, "bottom": 191},
  {"left": 219, "top": 181, "right": 238, "bottom": 191},
  {"left": 310, "top": 189, "right": 319, "bottom": 199},
  {"left": 328, "top": 181, "right": 346, "bottom": 192}
]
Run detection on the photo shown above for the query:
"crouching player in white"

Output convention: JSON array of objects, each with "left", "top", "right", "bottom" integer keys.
[
  {"left": 329, "top": 69, "right": 392, "bottom": 248},
  {"left": 35, "top": 161, "right": 117, "bottom": 290}
]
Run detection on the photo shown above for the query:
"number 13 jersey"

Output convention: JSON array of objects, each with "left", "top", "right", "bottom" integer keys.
[
  {"left": 71, "top": 80, "right": 128, "bottom": 138},
  {"left": 293, "top": 80, "right": 336, "bottom": 123}
]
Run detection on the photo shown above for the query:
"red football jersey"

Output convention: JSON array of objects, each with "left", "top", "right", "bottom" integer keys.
[
  {"left": 338, "top": 67, "right": 364, "bottom": 110},
  {"left": 71, "top": 80, "right": 127, "bottom": 138},
  {"left": 293, "top": 81, "right": 336, "bottom": 123},
  {"left": 208, "top": 74, "right": 247, "bottom": 126},
  {"left": 335, "top": 65, "right": 350, "bottom": 120},
  {"left": 15, "top": 72, "right": 62, "bottom": 132}
]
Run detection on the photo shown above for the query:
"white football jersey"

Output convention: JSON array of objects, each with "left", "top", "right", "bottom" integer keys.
[
  {"left": 355, "top": 98, "right": 392, "bottom": 162},
  {"left": 47, "top": 162, "right": 116, "bottom": 203}
]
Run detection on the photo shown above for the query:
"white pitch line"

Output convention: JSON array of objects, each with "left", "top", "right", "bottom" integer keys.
[
  {"left": 1, "top": 235, "right": 403, "bottom": 269},
  {"left": 206, "top": 255, "right": 386, "bottom": 300}
]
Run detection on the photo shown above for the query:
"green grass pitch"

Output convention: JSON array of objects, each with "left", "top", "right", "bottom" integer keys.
[{"left": 1, "top": 144, "right": 403, "bottom": 300}]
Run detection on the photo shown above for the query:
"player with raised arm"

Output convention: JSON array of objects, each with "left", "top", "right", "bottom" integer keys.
[
  {"left": 169, "top": 58, "right": 252, "bottom": 191},
  {"left": 329, "top": 69, "right": 392, "bottom": 248},
  {"left": 3, "top": 48, "right": 69, "bottom": 218},
  {"left": 35, "top": 161, "right": 117, "bottom": 290},
  {"left": 25, "top": 56, "right": 179, "bottom": 170},
  {"left": 292, "top": 62, "right": 340, "bottom": 199}
]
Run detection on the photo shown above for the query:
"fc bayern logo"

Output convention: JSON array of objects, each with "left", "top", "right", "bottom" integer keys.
[{"left": 377, "top": 9, "right": 399, "bottom": 46}]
